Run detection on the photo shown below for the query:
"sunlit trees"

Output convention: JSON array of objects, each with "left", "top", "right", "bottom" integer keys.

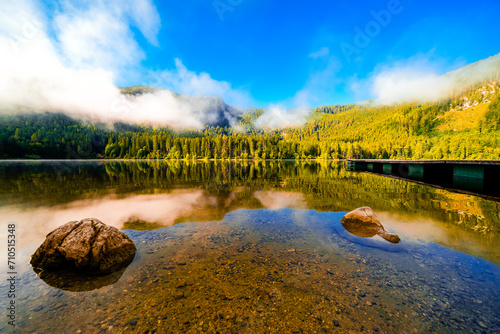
[{"left": 2, "top": 81, "right": 500, "bottom": 160}]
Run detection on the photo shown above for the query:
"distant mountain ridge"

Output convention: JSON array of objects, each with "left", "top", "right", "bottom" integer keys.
[
  {"left": 2, "top": 52, "right": 500, "bottom": 160},
  {"left": 118, "top": 85, "right": 243, "bottom": 128},
  {"left": 443, "top": 53, "right": 500, "bottom": 90},
  {"left": 115, "top": 53, "right": 500, "bottom": 129}
]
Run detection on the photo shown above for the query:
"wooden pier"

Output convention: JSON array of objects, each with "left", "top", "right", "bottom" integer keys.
[{"left": 347, "top": 159, "right": 500, "bottom": 199}]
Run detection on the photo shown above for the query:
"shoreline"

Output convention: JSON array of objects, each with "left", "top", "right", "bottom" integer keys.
[{"left": 0, "top": 158, "right": 348, "bottom": 162}]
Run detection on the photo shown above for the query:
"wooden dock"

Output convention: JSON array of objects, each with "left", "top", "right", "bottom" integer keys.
[{"left": 347, "top": 159, "right": 500, "bottom": 199}]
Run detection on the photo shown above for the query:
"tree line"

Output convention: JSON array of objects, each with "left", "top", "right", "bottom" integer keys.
[{"left": 1, "top": 81, "right": 500, "bottom": 160}]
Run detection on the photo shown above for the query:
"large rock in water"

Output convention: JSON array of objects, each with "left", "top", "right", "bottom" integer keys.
[
  {"left": 31, "top": 218, "right": 136, "bottom": 275},
  {"left": 341, "top": 207, "right": 401, "bottom": 244}
]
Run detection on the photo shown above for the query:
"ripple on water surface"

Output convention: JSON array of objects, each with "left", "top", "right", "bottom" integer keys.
[{"left": 1, "top": 208, "right": 499, "bottom": 333}]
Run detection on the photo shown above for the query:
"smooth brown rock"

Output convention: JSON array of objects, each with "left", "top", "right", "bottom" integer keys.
[
  {"left": 341, "top": 207, "right": 401, "bottom": 244},
  {"left": 31, "top": 218, "right": 136, "bottom": 275}
]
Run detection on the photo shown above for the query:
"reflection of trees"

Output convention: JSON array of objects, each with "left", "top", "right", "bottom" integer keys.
[
  {"left": 1, "top": 161, "right": 498, "bottom": 235},
  {"left": 479, "top": 199, "right": 500, "bottom": 227},
  {"left": 173, "top": 187, "right": 265, "bottom": 224}
]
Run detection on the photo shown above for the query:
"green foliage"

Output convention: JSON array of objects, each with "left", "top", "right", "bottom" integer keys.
[
  {"left": 122, "top": 219, "right": 165, "bottom": 231},
  {"left": 2, "top": 81, "right": 500, "bottom": 160},
  {"left": 118, "top": 85, "right": 164, "bottom": 96},
  {"left": 485, "top": 95, "right": 500, "bottom": 130},
  {"left": 315, "top": 101, "right": 373, "bottom": 115},
  {"left": 0, "top": 112, "right": 106, "bottom": 159}
]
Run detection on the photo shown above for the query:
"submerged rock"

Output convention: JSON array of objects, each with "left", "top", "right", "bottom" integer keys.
[
  {"left": 341, "top": 207, "right": 401, "bottom": 244},
  {"left": 31, "top": 218, "right": 136, "bottom": 275}
]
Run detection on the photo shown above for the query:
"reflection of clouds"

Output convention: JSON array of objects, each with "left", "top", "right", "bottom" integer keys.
[
  {"left": 223, "top": 187, "right": 250, "bottom": 208},
  {"left": 1, "top": 189, "right": 311, "bottom": 249},
  {"left": 254, "top": 191, "right": 309, "bottom": 210},
  {"left": 291, "top": 209, "right": 312, "bottom": 228},
  {"left": 378, "top": 212, "right": 498, "bottom": 263},
  {"left": 377, "top": 212, "right": 447, "bottom": 243},
  {"left": 0, "top": 190, "right": 205, "bottom": 247},
  {"left": 224, "top": 191, "right": 237, "bottom": 207}
]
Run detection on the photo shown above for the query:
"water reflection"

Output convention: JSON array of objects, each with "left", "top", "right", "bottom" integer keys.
[
  {"left": 0, "top": 191, "right": 206, "bottom": 247},
  {"left": 253, "top": 191, "right": 308, "bottom": 209},
  {"left": 454, "top": 175, "right": 484, "bottom": 192},
  {"left": 1, "top": 209, "right": 498, "bottom": 333},
  {"left": 0, "top": 160, "right": 498, "bottom": 264},
  {"left": 0, "top": 161, "right": 499, "bottom": 333},
  {"left": 36, "top": 265, "right": 129, "bottom": 292}
]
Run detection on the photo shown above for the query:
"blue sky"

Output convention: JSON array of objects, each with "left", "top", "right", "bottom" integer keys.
[
  {"left": 2, "top": 0, "right": 499, "bottom": 122},
  {"left": 129, "top": 0, "right": 500, "bottom": 107}
]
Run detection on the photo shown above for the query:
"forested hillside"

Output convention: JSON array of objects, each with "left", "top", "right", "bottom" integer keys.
[
  {"left": 1, "top": 80, "right": 500, "bottom": 160},
  {"left": 0, "top": 112, "right": 107, "bottom": 159},
  {"left": 301, "top": 81, "right": 500, "bottom": 159}
]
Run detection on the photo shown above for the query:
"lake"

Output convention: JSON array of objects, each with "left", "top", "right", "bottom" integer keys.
[{"left": 0, "top": 160, "right": 499, "bottom": 333}]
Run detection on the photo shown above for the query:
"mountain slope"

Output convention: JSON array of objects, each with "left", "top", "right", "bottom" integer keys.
[
  {"left": 443, "top": 53, "right": 500, "bottom": 91},
  {"left": 2, "top": 54, "right": 500, "bottom": 160},
  {"left": 287, "top": 80, "right": 500, "bottom": 159},
  {"left": 119, "top": 85, "right": 243, "bottom": 128}
]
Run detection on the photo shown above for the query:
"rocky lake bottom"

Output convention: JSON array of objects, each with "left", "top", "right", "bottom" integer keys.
[{"left": 1, "top": 208, "right": 499, "bottom": 334}]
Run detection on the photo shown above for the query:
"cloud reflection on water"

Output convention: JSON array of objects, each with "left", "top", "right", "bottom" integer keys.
[
  {"left": 1, "top": 190, "right": 204, "bottom": 246},
  {"left": 378, "top": 212, "right": 500, "bottom": 263},
  {"left": 1, "top": 189, "right": 310, "bottom": 248},
  {"left": 1, "top": 185, "right": 499, "bottom": 265}
]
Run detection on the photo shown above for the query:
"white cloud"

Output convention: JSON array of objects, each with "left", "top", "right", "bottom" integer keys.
[
  {"left": 128, "top": 0, "right": 161, "bottom": 46},
  {"left": 309, "top": 47, "right": 329, "bottom": 59},
  {"left": 0, "top": 0, "right": 123, "bottom": 116},
  {"left": 363, "top": 54, "right": 457, "bottom": 104},
  {"left": 54, "top": 0, "right": 160, "bottom": 70},
  {"left": 358, "top": 53, "right": 500, "bottom": 105},
  {"left": 254, "top": 104, "right": 310, "bottom": 129},
  {"left": 116, "top": 89, "right": 245, "bottom": 129},
  {"left": 149, "top": 59, "right": 253, "bottom": 108},
  {"left": 55, "top": 7, "right": 143, "bottom": 71},
  {"left": 0, "top": 0, "right": 254, "bottom": 129},
  {"left": 371, "top": 67, "right": 453, "bottom": 104}
]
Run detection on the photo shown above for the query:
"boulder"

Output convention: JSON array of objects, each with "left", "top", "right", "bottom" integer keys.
[
  {"left": 31, "top": 218, "right": 136, "bottom": 275},
  {"left": 341, "top": 207, "right": 401, "bottom": 244}
]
